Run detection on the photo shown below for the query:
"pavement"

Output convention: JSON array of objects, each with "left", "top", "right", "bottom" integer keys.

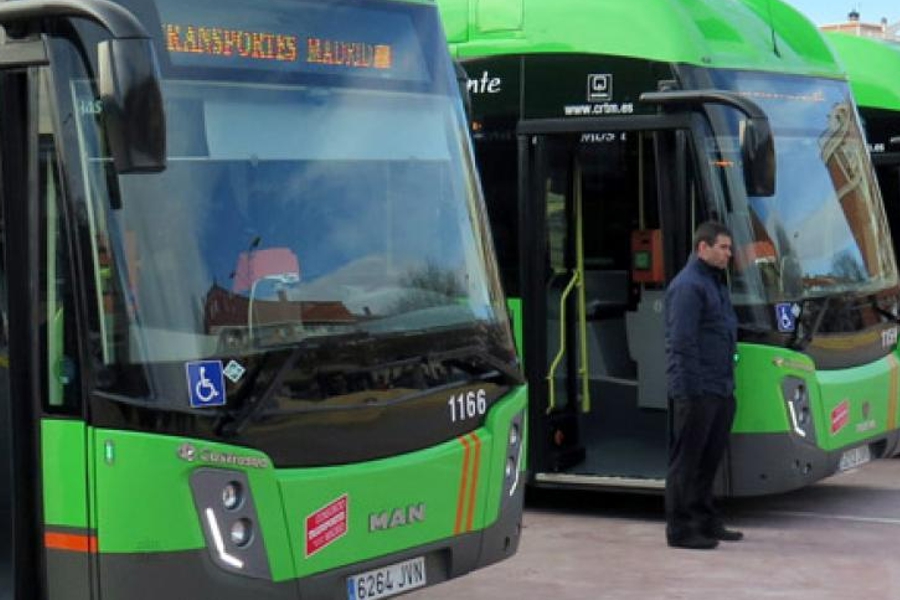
[{"left": 409, "top": 458, "right": 900, "bottom": 599}]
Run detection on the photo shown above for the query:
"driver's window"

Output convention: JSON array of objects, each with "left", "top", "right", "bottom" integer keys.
[{"left": 39, "top": 70, "right": 79, "bottom": 412}]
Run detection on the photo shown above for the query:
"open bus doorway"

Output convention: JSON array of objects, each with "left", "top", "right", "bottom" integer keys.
[
  {"left": 524, "top": 125, "right": 703, "bottom": 488},
  {"left": 875, "top": 160, "right": 900, "bottom": 250}
]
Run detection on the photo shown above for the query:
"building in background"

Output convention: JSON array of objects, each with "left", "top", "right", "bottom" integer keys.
[{"left": 821, "top": 10, "right": 900, "bottom": 42}]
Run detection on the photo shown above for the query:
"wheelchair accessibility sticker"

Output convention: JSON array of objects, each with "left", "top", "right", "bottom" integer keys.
[
  {"left": 186, "top": 360, "right": 226, "bottom": 408},
  {"left": 775, "top": 302, "right": 797, "bottom": 333}
]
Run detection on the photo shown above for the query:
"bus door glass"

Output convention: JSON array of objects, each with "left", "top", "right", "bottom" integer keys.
[
  {"left": 874, "top": 159, "right": 900, "bottom": 244},
  {"left": 37, "top": 65, "right": 93, "bottom": 599},
  {"left": 533, "top": 129, "right": 683, "bottom": 480}
]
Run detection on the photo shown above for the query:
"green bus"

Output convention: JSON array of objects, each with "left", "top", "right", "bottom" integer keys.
[
  {"left": 438, "top": 0, "right": 900, "bottom": 496},
  {"left": 0, "top": 0, "right": 526, "bottom": 598},
  {"left": 825, "top": 33, "right": 900, "bottom": 276}
]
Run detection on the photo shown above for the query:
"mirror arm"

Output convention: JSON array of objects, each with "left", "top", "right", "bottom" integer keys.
[
  {"left": 640, "top": 88, "right": 775, "bottom": 197},
  {"left": 639, "top": 89, "right": 766, "bottom": 121},
  {"left": 0, "top": 0, "right": 150, "bottom": 40},
  {"left": 639, "top": 89, "right": 772, "bottom": 145},
  {"left": 0, "top": 0, "right": 165, "bottom": 175}
]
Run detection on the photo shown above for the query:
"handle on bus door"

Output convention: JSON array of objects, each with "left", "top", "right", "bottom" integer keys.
[{"left": 546, "top": 161, "right": 591, "bottom": 413}]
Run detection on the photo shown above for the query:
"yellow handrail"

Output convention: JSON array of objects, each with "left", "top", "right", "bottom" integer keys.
[
  {"left": 546, "top": 159, "right": 592, "bottom": 413},
  {"left": 546, "top": 270, "right": 579, "bottom": 414}
]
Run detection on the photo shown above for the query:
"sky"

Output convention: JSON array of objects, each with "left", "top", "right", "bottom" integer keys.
[{"left": 784, "top": 1, "right": 898, "bottom": 26}]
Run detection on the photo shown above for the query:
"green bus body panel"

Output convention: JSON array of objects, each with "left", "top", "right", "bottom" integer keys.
[
  {"left": 438, "top": 0, "right": 842, "bottom": 78},
  {"left": 734, "top": 343, "right": 900, "bottom": 451},
  {"left": 42, "top": 419, "right": 91, "bottom": 529},
  {"left": 813, "top": 351, "right": 899, "bottom": 451},
  {"left": 90, "top": 431, "right": 236, "bottom": 548},
  {"left": 283, "top": 385, "right": 526, "bottom": 578},
  {"left": 825, "top": 32, "right": 900, "bottom": 111},
  {"left": 89, "top": 386, "right": 525, "bottom": 582},
  {"left": 506, "top": 296, "right": 523, "bottom": 359},
  {"left": 733, "top": 343, "right": 795, "bottom": 433}
]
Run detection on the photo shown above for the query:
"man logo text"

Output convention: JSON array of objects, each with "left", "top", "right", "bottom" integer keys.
[{"left": 369, "top": 504, "right": 426, "bottom": 531}]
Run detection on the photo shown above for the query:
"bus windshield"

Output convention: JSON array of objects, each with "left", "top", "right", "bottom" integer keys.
[
  {"left": 60, "top": 0, "right": 513, "bottom": 406},
  {"left": 699, "top": 70, "right": 899, "bottom": 306}
]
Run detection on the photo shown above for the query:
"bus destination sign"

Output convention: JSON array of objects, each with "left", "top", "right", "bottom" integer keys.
[
  {"left": 164, "top": 25, "right": 395, "bottom": 72},
  {"left": 165, "top": 25, "right": 300, "bottom": 62},
  {"left": 157, "top": 0, "right": 427, "bottom": 82}
]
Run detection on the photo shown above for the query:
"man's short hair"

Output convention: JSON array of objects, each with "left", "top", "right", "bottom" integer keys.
[{"left": 693, "top": 221, "right": 732, "bottom": 251}]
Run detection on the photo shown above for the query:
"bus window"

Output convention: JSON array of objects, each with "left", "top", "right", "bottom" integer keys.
[
  {"left": 39, "top": 70, "right": 79, "bottom": 413},
  {"left": 473, "top": 123, "right": 519, "bottom": 296}
]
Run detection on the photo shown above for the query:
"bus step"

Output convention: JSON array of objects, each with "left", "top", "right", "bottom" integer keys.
[{"left": 534, "top": 472, "right": 665, "bottom": 491}]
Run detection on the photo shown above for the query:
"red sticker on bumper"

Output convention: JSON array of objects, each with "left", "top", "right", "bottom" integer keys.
[{"left": 305, "top": 494, "right": 348, "bottom": 557}]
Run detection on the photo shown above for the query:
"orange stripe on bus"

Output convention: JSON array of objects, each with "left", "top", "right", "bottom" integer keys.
[
  {"left": 888, "top": 353, "right": 899, "bottom": 431},
  {"left": 454, "top": 435, "right": 472, "bottom": 535},
  {"left": 465, "top": 433, "right": 482, "bottom": 532},
  {"left": 45, "top": 532, "right": 97, "bottom": 553}
]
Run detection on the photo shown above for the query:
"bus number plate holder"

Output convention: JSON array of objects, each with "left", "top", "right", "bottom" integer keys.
[
  {"left": 838, "top": 445, "right": 871, "bottom": 472},
  {"left": 347, "top": 556, "right": 426, "bottom": 600}
]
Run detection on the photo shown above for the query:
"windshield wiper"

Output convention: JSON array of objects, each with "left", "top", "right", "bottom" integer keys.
[
  {"left": 217, "top": 331, "right": 372, "bottom": 437},
  {"left": 216, "top": 338, "right": 521, "bottom": 435},
  {"left": 217, "top": 346, "right": 303, "bottom": 437},
  {"left": 872, "top": 300, "right": 900, "bottom": 325},
  {"left": 429, "top": 343, "right": 524, "bottom": 386},
  {"left": 791, "top": 296, "right": 831, "bottom": 351},
  {"left": 236, "top": 343, "right": 523, "bottom": 418}
]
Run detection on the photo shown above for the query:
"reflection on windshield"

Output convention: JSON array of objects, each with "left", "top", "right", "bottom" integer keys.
[
  {"left": 74, "top": 79, "right": 506, "bottom": 366},
  {"left": 702, "top": 71, "right": 898, "bottom": 305}
]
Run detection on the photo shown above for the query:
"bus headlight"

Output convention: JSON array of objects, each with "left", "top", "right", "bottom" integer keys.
[
  {"left": 222, "top": 481, "right": 243, "bottom": 510},
  {"left": 230, "top": 518, "right": 253, "bottom": 547},
  {"left": 190, "top": 468, "right": 271, "bottom": 579},
  {"left": 505, "top": 457, "right": 517, "bottom": 479},
  {"left": 503, "top": 411, "right": 525, "bottom": 498},
  {"left": 782, "top": 377, "right": 815, "bottom": 443},
  {"left": 509, "top": 424, "right": 520, "bottom": 447}
]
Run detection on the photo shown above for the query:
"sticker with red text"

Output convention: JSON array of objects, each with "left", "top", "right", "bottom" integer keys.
[
  {"left": 305, "top": 494, "right": 349, "bottom": 557},
  {"left": 831, "top": 400, "right": 850, "bottom": 435}
]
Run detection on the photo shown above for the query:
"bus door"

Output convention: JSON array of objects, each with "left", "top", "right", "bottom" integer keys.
[
  {"left": 0, "top": 76, "right": 13, "bottom": 596},
  {"left": 0, "top": 63, "right": 83, "bottom": 597},
  {"left": 873, "top": 153, "right": 900, "bottom": 244},
  {"left": 520, "top": 118, "right": 697, "bottom": 488}
]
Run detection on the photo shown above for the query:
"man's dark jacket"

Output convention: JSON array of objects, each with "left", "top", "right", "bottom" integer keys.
[{"left": 665, "top": 256, "right": 738, "bottom": 400}]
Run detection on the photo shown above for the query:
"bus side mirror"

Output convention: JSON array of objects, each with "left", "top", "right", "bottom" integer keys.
[
  {"left": 640, "top": 89, "right": 777, "bottom": 198},
  {"left": 98, "top": 38, "right": 166, "bottom": 173},
  {"left": 741, "top": 118, "right": 775, "bottom": 197}
]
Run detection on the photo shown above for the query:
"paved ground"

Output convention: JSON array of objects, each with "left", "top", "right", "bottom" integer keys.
[{"left": 410, "top": 458, "right": 900, "bottom": 599}]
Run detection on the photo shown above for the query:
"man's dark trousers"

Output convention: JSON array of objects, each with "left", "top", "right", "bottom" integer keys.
[{"left": 666, "top": 394, "right": 736, "bottom": 540}]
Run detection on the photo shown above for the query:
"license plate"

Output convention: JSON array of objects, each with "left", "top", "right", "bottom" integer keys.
[
  {"left": 347, "top": 556, "right": 426, "bottom": 600},
  {"left": 838, "top": 445, "right": 871, "bottom": 472}
]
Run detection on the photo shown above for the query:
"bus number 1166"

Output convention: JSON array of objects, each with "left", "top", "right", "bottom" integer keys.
[{"left": 448, "top": 389, "right": 487, "bottom": 423}]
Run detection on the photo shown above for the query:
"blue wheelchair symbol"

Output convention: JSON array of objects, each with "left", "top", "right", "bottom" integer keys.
[
  {"left": 186, "top": 360, "right": 226, "bottom": 408},
  {"left": 775, "top": 303, "right": 796, "bottom": 333}
]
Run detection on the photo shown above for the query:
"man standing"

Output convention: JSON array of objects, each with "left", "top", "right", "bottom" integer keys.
[{"left": 665, "top": 221, "right": 742, "bottom": 550}]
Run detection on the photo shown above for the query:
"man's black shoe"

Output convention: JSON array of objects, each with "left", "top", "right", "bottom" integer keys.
[
  {"left": 667, "top": 534, "right": 719, "bottom": 550},
  {"left": 706, "top": 526, "right": 743, "bottom": 542}
]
